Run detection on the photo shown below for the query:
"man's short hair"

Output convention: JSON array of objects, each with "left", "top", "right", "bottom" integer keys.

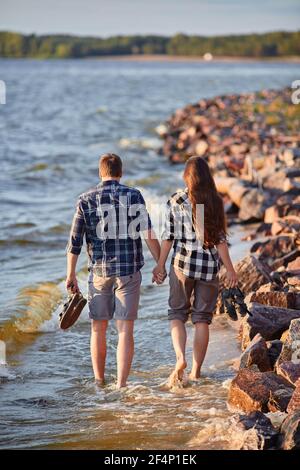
[{"left": 99, "top": 153, "right": 123, "bottom": 177}]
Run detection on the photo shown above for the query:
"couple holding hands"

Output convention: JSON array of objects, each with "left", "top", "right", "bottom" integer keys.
[{"left": 66, "top": 153, "right": 238, "bottom": 388}]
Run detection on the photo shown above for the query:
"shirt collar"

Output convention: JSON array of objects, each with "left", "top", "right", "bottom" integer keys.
[{"left": 98, "top": 180, "right": 120, "bottom": 188}]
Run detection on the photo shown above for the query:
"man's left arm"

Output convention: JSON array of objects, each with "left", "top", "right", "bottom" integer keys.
[
  {"left": 137, "top": 192, "right": 160, "bottom": 263},
  {"left": 66, "top": 198, "right": 85, "bottom": 293}
]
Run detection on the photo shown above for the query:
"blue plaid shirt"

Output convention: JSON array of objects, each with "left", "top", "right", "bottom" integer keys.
[{"left": 67, "top": 180, "right": 152, "bottom": 277}]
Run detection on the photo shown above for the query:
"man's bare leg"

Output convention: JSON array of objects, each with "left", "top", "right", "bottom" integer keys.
[
  {"left": 169, "top": 319, "right": 187, "bottom": 383},
  {"left": 190, "top": 322, "right": 209, "bottom": 379},
  {"left": 116, "top": 320, "right": 134, "bottom": 389},
  {"left": 91, "top": 319, "right": 108, "bottom": 383}
]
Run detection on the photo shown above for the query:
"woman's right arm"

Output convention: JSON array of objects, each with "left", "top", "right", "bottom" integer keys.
[
  {"left": 216, "top": 241, "right": 238, "bottom": 288},
  {"left": 152, "top": 240, "right": 173, "bottom": 283}
]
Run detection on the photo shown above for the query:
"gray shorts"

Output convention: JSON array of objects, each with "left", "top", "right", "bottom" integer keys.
[
  {"left": 168, "top": 265, "right": 219, "bottom": 324},
  {"left": 88, "top": 270, "right": 142, "bottom": 321}
]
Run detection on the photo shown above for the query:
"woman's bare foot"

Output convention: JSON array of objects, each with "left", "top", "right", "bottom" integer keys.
[
  {"left": 95, "top": 378, "right": 105, "bottom": 387},
  {"left": 167, "top": 357, "right": 187, "bottom": 388},
  {"left": 189, "top": 367, "right": 201, "bottom": 380}
]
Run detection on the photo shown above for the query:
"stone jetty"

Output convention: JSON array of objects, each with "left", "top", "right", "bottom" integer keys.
[{"left": 158, "top": 86, "right": 300, "bottom": 450}]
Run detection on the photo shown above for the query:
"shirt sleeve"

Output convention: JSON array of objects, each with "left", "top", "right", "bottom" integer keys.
[
  {"left": 161, "top": 200, "right": 175, "bottom": 240},
  {"left": 136, "top": 191, "right": 153, "bottom": 232},
  {"left": 66, "top": 198, "right": 86, "bottom": 255}
]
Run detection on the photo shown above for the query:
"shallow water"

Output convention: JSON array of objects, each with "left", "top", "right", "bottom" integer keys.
[{"left": 0, "top": 59, "right": 299, "bottom": 449}]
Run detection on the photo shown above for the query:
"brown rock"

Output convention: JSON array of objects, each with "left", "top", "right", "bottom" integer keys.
[
  {"left": 242, "top": 303, "right": 300, "bottom": 346},
  {"left": 250, "top": 235, "right": 297, "bottom": 262},
  {"left": 287, "top": 276, "right": 300, "bottom": 288},
  {"left": 287, "top": 256, "right": 300, "bottom": 274},
  {"left": 280, "top": 411, "right": 300, "bottom": 450},
  {"left": 277, "top": 318, "right": 300, "bottom": 365},
  {"left": 228, "top": 368, "right": 294, "bottom": 413},
  {"left": 231, "top": 255, "right": 272, "bottom": 294},
  {"left": 266, "top": 340, "right": 283, "bottom": 369},
  {"left": 268, "top": 387, "right": 294, "bottom": 412},
  {"left": 271, "top": 248, "right": 300, "bottom": 271},
  {"left": 228, "top": 412, "right": 279, "bottom": 450},
  {"left": 281, "top": 330, "right": 289, "bottom": 342},
  {"left": 247, "top": 291, "right": 296, "bottom": 309},
  {"left": 238, "top": 189, "right": 267, "bottom": 221},
  {"left": 195, "top": 140, "right": 208, "bottom": 157},
  {"left": 277, "top": 361, "right": 300, "bottom": 386},
  {"left": 238, "top": 334, "right": 272, "bottom": 372},
  {"left": 287, "top": 378, "right": 300, "bottom": 413}
]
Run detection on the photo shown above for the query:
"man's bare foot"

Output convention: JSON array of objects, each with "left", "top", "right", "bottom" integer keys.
[{"left": 116, "top": 382, "right": 127, "bottom": 389}]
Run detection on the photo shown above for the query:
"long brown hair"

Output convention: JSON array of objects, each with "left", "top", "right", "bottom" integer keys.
[{"left": 183, "top": 156, "right": 227, "bottom": 247}]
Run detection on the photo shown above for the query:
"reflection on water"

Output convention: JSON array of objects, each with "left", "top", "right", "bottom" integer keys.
[{"left": 0, "top": 59, "right": 299, "bottom": 449}]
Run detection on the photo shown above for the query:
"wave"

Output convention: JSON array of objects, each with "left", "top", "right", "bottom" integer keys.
[{"left": 118, "top": 137, "right": 161, "bottom": 150}]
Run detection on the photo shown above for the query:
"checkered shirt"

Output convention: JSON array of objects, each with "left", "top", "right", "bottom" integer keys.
[
  {"left": 67, "top": 180, "right": 152, "bottom": 277},
  {"left": 162, "top": 189, "right": 226, "bottom": 280}
]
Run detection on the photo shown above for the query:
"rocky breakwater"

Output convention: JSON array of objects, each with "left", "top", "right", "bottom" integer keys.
[{"left": 158, "top": 87, "right": 300, "bottom": 450}]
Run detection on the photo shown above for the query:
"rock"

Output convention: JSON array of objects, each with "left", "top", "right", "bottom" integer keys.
[
  {"left": 195, "top": 140, "right": 208, "bottom": 157},
  {"left": 268, "top": 387, "right": 294, "bottom": 412},
  {"left": 240, "top": 303, "right": 300, "bottom": 348},
  {"left": 228, "top": 412, "right": 279, "bottom": 450},
  {"left": 238, "top": 189, "right": 267, "bottom": 221},
  {"left": 238, "top": 334, "right": 272, "bottom": 372},
  {"left": 271, "top": 249, "right": 300, "bottom": 271},
  {"left": 280, "top": 411, "right": 300, "bottom": 450},
  {"left": 266, "top": 340, "right": 283, "bottom": 369},
  {"left": 287, "top": 378, "right": 300, "bottom": 413},
  {"left": 250, "top": 235, "right": 297, "bottom": 262},
  {"left": 277, "top": 361, "right": 300, "bottom": 386},
  {"left": 228, "top": 368, "right": 294, "bottom": 413},
  {"left": 271, "top": 217, "right": 300, "bottom": 237},
  {"left": 277, "top": 318, "right": 300, "bottom": 364},
  {"left": 287, "top": 275, "right": 300, "bottom": 288},
  {"left": 281, "top": 330, "right": 289, "bottom": 342},
  {"left": 287, "top": 256, "right": 300, "bottom": 275},
  {"left": 232, "top": 255, "right": 272, "bottom": 294},
  {"left": 264, "top": 205, "right": 280, "bottom": 223},
  {"left": 246, "top": 291, "right": 297, "bottom": 309}
]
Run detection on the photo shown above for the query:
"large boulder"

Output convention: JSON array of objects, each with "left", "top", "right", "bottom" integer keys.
[
  {"left": 277, "top": 318, "right": 300, "bottom": 364},
  {"left": 228, "top": 368, "right": 294, "bottom": 413},
  {"left": 238, "top": 189, "right": 268, "bottom": 221},
  {"left": 280, "top": 411, "right": 300, "bottom": 450},
  {"left": 246, "top": 290, "right": 297, "bottom": 309},
  {"left": 276, "top": 361, "right": 300, "bottom": 386},
  {"left": 223, "top": 255, "right": 271, "bottom": 294},
  {"left": 287, "top": 378, "right": 300, "bottom": 413},
  {"left": 240, "top": 303, "right": 300, "bottom": 349},
  {"left": 266, "top": 340, "right": 283, "bottom": 369},
  {"left": 238, "top": 334, "right": 272, "bottom": 372},
  {"left": 250, "top": 235, "right": 297, "bottom": 262},
  {"left": 227, "top": 412, "right": 279, "bottom": 450}
]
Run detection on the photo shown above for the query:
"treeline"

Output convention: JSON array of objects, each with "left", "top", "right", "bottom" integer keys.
[{"left": 0, "top": 31, "right": 300, "bottom": 58}]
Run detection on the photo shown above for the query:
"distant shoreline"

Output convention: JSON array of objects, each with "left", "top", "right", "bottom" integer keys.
[
  {"left": 86, "top": 54, "right": 300, "bottom": 63},
  {"left": 1, "top": 54, "right": 300, "bottom": 63}
]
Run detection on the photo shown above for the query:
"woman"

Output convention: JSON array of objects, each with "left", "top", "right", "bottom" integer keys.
[{"left": 153, "top": 156, "right": 238, "bottom": 382}]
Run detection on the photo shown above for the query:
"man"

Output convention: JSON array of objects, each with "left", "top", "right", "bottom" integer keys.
[{"left": 66, "top": 153, "right": 160, "bottom": 388}]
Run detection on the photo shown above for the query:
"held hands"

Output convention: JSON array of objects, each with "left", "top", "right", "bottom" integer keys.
[
  {"left": 65, "top": 275, "right": 80, "bottom": 294},
  {"left": 225, "top": 268, "right": 239, "bottom": 288},
  {"left": 152, "top": 264, "right": 167, "bottom": 285}
]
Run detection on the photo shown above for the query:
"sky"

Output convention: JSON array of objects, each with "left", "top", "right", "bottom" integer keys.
[{"left": 0, "top": 0, "right": 299, "bottom": 37}]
